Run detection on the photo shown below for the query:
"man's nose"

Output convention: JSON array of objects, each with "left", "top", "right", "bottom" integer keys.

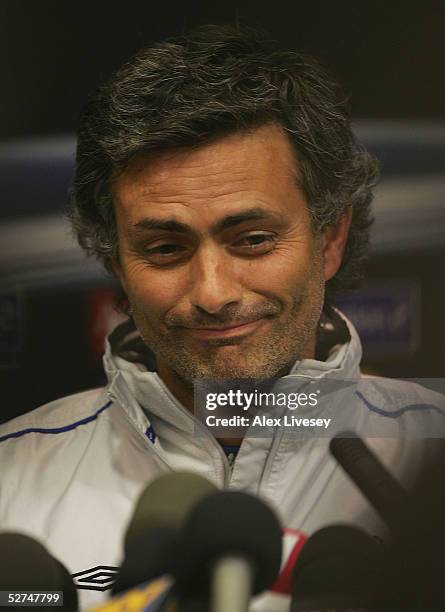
[{"left": 187, "top": 244, "right": 242, "bottom": 314}]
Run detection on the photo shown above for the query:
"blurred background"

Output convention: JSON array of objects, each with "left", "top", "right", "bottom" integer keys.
[{"left": 1, "top": 0, "right": 444, "bottom": 424}]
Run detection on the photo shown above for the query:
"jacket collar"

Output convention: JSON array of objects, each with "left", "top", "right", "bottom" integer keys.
[{"left": 103, "top": 309, "right": 362, "bottom": 433}]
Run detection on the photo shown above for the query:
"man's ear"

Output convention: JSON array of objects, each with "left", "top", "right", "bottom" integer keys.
[{"left": 322, "top": 206, "right": 352, "bottom": 281}]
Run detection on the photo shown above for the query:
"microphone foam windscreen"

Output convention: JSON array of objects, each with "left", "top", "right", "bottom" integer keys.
[
  {"left": 1, "top": 532, "right": 61, "bottom": 589},
  {"left": 114, "top": 472, "right": 217, "bottom": 595},
  {"left": 124, "top": 471, "right": 217, "bottom": 551},
  {"left": 176, "top": 491, "right": 282, "bottom": 595},
  {"left": 291, "top": 525, "right": 388, "bottom": 611},
  {"left": 0, "top": 532, "right": 78, "bottom": 611},
  {"left": 112, "top": 527, "right": 177, "bottom": 595}
]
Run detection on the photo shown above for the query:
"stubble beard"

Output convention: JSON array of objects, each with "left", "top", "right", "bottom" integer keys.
[{"left": 129, "top": 266, "right": 325, "bottom": 385}]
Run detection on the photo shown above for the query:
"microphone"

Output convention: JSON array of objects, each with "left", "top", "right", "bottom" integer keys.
[
  {"left": 173, "top": 490, "right": 283, "bottom": 612},
  {"left": 329, "top": 434, "right": 444, "bottom": 610},
  {"left": 113, "top": 527, "right": 178, "bottom": 596},
  {"left": 0, "top": 532, "right": 78, "bottom": 611},
  {"left": 330, "top": 433, "right": 413, "bottom": 535},
  {"left": 290, "top": 525, "right": 390, "bottom": 611},
  {"left": 124, "top": 471, "right": 218, "bottom": 541},
  {"left": 113, "top": 471, "right": 217, "bottom": 595},
  {"left": 88, "top": 527, "right": 308, "bottom": 611},
  {"left": 389, "top": 443, "right": 445, "bottom": 611}
]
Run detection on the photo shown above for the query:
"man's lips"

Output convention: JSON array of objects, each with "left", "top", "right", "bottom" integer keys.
[{"left": 184, "top": 318, "right": 266, "bottom": 339}]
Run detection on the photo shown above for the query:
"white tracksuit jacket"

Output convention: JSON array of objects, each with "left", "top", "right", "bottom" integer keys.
[{"left": 0, "top": 314, "right": 444, "bottom": 611}]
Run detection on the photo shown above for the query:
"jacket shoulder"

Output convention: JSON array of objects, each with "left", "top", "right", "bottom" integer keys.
[
  {"left": 355, "top": 375, "right": 445, "bottom": 434},
  {"left": 0, "top": 387, "right": 111, "bottom": 442},
  {"left": 357, "top": 375, "right": 445, "bottom": 410}
]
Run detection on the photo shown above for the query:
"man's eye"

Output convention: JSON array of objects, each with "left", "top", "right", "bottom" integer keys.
[
  {"left": 233, "top": 234, "right": 276, "bottom": 251},
  {"left": 148, "top": 244, "right": 179, "bottom": 254},
  {"left": 144, "top": 244, "right": 186, "bottom": 258}
]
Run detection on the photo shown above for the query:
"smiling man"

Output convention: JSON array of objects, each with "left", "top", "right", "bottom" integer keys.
[
  {"left": 1, "top": 25, "right": 444, "bottom": 611},
  {"left": 111, "top": 123, "right": 347, "bottom": 407}
]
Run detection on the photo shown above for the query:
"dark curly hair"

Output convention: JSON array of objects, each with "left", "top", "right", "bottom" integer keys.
[{"left": 68, "top": 23, "right": 378, "bottom": 303}]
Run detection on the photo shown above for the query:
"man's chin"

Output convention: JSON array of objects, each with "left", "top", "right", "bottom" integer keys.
[{"left": 171, "top": 350, "right": 293, "bottom": 381}]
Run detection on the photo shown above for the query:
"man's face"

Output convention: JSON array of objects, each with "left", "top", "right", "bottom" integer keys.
[{"left": 113, "top": 124, "right": 337, "bottom": 384}]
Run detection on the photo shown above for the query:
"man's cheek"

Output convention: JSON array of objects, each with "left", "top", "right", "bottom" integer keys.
[
  {"left": 129, "top": 280, "right": 169, "bottom": 311},
  {"left": 132, "top": 298, "right": 163, "bottom": 323}
]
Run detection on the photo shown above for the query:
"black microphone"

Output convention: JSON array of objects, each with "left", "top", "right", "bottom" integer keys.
[
  {"left": 112, "top": 527, "right": 178, "bottom": 596},
  {"left": 0, "top": 532, "right": 78, "bottom": 611},
  {"left": 328, "top": 436, "right": 445, "bottom": 611},
  {"left": 290, "top": 525, "right": 391, "bottom": 611},
  {"left": 113, "top": 471, "right": 217, "bottom": 595},
  {"left": 173, "top": 490, "right": 283, "bottom": 612},
  {"left": 330, "top": 433, "right": 413, "bottom": 535}
]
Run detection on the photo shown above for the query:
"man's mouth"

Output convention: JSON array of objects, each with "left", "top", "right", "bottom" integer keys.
[{"left": 184, "top": 318, "right": 266, "bottom": 339}]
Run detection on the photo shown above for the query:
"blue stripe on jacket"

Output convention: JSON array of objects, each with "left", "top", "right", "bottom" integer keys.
[{"left": 0, "top": 400, "right": 113, "bottom": 443}]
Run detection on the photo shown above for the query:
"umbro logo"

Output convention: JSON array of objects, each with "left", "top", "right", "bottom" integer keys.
[{"left": 72, "top": 566, "right": 119, "bottom": 591}]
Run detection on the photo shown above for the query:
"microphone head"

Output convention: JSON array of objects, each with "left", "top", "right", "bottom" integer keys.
[
  {"left": 0, "top": 532, "right": 60, "bottom": 589},
  {"left": 124, "top": 471, "right": 217, "bottom": 551},
  {"left": 175, "top": 490, "right": 282, "bottom": 596},
  {"left": 112, "top": 527, "right": 177, "bottom": 595},
  {"left": 114, "top": 472, "right": 217, "bottom": 595},
  {"left": 0, "top": 532, "right": 78, "bottom": 611},
  {"left": 291, "top": 525, "right": 389, "bottom": 611}
]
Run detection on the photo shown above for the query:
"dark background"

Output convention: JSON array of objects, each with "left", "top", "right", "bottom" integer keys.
[
  {"left": 1, "top": 0, "right": 444, "bottom": 423},
  {"left": 1, "top": 0, "right": 445, "bottom": 139}
]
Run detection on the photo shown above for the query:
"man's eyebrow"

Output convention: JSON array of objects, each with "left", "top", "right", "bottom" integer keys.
[
  {"left": 212, "top": 208, "right": 277, "bottom": 233},
  {"left": 131, "top": 218, "right": 190, "bottom": 234},
  {"left": 130, "top": 208, "right": 279, "bottom": 237}
]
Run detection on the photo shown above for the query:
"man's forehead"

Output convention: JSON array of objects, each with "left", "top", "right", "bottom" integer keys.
[{"left": 112, "top": 122, "right": 300, "bottom": 202}]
